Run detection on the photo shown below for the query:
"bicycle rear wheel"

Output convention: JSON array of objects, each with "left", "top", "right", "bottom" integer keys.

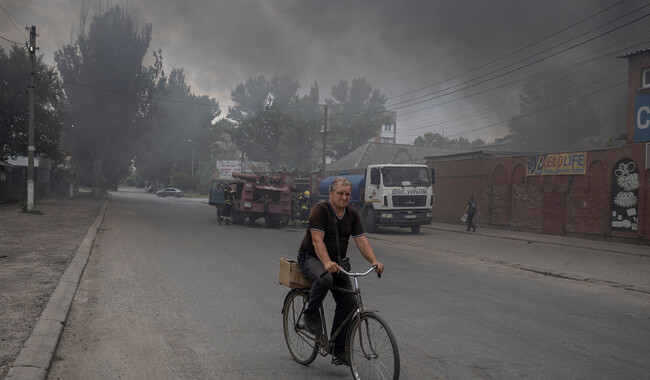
[
  {"left": 347, "top": 312, "right": 400, "bottom": 379},
  {"left": 283, "top": 291, "right": 318, "bottom": 365}
]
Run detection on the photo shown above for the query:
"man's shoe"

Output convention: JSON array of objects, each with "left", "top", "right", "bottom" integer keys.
[
  {"left": 304, "top": 312, "right": 321, "bottom": 335},
  {"left": 332, "top": 347, "right": 349, "bottom": 366}
]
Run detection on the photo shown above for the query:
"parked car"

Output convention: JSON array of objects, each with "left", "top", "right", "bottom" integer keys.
[{"left": 156, "top": 188, "right": 184, "bottom": 198}]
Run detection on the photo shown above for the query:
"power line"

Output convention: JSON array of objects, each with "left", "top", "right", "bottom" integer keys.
[
  {"left": 324, "top": 3, "right": 650, "bottom": 129},
  {"left": 0, "top": 34, "right": 24, "bottom": 45},
  {"left": 444, "top": 80, "right": 627, "bottom": 139},
  {"left": 386, "top": 0, "right": 629, "bottom": 102},
  {"left": 386, "top": 8, "right": 650, "bottom": 113},
  {"left": 0, "top": 4, "right": 28, "bottom": 40},
  {"left": 398, "top": 34, "right": 650, "bottom": 132}
]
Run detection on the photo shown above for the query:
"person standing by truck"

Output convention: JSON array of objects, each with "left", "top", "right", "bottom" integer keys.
[
  {"left": 298, "top": 190, "right": 311, "bottom": 227},
  {"left": 297, "top": 177, "right": 384, "bottom": 366},
  {"left": 221, "top": 187, "right": 236, "bottom": 225},
  {"left": 465, "top": 195, "right": 478, "bottom": 232}
]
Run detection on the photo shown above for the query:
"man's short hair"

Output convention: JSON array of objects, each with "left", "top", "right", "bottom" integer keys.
[{"left": 329, "top": 177, "right": 352, "bottom": 192}]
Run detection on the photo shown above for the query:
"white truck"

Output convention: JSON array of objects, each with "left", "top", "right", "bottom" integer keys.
[{"left": 318, "top": 163, "right": 434, "bottom": 234}]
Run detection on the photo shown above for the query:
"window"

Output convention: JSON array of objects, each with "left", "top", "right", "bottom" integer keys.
[
  {"left": 383, "top": 124, "right": 392, "bottom": 132},
  {"left": 643, "top": 68, "right": 650, "bottom": 89},
  {"left": 370, "top": 168, "right": 380, "bottom": 185}
]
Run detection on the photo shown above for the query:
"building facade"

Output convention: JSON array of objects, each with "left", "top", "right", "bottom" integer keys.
[{"left": 426, "top": 49, "right": 650, "bottom": 244}]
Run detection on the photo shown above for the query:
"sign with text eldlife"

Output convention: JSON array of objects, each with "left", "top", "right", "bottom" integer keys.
[{"left": 526, "top": 152, "right": 586, "bottom": 176}]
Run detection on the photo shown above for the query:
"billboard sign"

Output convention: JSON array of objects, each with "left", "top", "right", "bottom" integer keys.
[
  {"left": 526, "top": 152, "right": 586, "bottom": 176},
  {"left": 215, "top": 160, "right": 241, "bottom": 180}
]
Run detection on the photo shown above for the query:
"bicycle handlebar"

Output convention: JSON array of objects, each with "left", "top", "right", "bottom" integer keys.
[{"left": 320, "top": 265, "right": 381, "bottom": 278}]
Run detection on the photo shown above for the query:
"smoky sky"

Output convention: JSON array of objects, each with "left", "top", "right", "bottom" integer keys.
[{"left": 2, "top": 0, "right": 649, "bottom": 144}]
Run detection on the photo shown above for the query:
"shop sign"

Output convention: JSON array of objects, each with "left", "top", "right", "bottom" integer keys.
[{"left": 526, "top": 152, "right": 586, "bottom": 176}]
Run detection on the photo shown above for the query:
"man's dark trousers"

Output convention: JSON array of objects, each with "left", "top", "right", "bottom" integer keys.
[
  {"left": 298, "top": 250, "right": 356, "bottom": 350},
  {"left": 466, "top": 211, "right": 475, "bottom": 231}
]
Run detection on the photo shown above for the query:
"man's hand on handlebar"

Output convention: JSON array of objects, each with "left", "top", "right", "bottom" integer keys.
[
  {"left": 324, "top": 261, "right": 340, "bottom": 273},
  {"left": 372, "top": 261, "right": 384, "bottom": 275}
]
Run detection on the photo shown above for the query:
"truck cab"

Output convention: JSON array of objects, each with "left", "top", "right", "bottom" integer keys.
[
  {"left": 363, "top": 164, "right": 434, "bottom": 233},
  {"left": 318, "top": 164, "right": 434, "bottom": 234}
]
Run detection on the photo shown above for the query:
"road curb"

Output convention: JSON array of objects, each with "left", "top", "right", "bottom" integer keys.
[
  {"left": 423, "top": 223, "right": 650, "bottom": 258},
  {"left": 6, "top": 200, "right": 109, "bottom": 380}
]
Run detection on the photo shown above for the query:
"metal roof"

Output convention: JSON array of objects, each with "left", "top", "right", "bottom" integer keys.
[
  {"left": 617, "top": 47, "right": 650, "bottom": 58},
  {"left": 326, "top": 142, "right": 460, "bottom": 174}
]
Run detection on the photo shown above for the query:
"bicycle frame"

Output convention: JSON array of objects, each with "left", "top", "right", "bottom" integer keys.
[{"left": 287, "top": 266, "right": 378, "bottom": 357}]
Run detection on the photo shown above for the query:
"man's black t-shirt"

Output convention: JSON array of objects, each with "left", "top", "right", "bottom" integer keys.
[{"left": 299, "top": 201, "right": 364, "bottom": 261}]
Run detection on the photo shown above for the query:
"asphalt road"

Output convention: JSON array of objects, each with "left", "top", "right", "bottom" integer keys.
[{"left": 47, "top": 189, "right": 650, "bottom": 379}]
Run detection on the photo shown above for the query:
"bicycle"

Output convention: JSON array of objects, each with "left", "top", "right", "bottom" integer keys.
[{"left": 282, "top": 265, "right": 400, "bottom": 379}]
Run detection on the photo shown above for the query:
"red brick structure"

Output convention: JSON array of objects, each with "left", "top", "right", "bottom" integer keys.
[{"left": 426, "top": 49, "right": 650, "bottom": 244}]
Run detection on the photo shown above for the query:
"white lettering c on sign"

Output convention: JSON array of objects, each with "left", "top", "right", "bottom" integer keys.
[{"left": 637, "top": 106, "right": 650, "bottom": 130}]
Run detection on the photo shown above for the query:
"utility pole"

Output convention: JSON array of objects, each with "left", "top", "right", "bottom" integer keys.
[
  {"left": 27, "top": 26, "right": 36, "bottom": 212},
  {"left": 321, "top": 105, "right": 328, "bottom": 179}
]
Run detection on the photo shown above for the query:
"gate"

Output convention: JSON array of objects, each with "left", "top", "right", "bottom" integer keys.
[{"left": 542, "top": 192, "right": 566, "bottom": 236}]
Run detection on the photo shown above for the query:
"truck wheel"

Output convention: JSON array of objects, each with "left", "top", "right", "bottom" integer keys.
[
  {"left": 364, "top": 211, "right": 376, "bottom": 233},
  {"left": 411, "top": 225, "right": 421, "bottom": 234}
]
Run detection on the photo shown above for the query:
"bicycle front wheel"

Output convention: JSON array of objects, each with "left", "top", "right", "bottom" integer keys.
[
  {"left": 283, "top": 291, "right": 318, "bottom": 365},
  {"left": 348, "top": 312, "right": 400, "bottom": 379}
]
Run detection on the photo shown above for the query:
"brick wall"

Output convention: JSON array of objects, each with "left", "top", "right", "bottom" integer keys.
[{"left": 428, "top": 143, "right": 648, "bottom": 244}]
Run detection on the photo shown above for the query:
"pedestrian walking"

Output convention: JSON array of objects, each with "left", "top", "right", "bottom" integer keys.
[{"left": 465, "top": 195, "right": 478, "bottom": 232}]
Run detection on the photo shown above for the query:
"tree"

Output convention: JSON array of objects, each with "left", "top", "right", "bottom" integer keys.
[
  {"left": 325, "top": 78, "right": 387, "bottom": 158},
  {"left": 280, "top": 82, "right": 321, "bottom": 171},
  {"left": 413, "top": 132, "right": 484, "bottom": 150},
  {"left": 134, "top": 67, "right": 220, "bottom": 188},
  {"left": 54, "top": 4, "right": 159, "bottom": 194},
  {"left": 1, "top": 45, "right": 66, "bottom": 161},
  {"left": 227, "top": 75, "right": 320, "bottom": 169}
]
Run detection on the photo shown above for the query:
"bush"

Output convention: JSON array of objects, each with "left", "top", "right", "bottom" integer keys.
[{"left": 169, "top": 171, "right": 196, "bottom": 191}]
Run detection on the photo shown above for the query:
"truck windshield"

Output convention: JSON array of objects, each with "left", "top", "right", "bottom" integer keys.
[{"left": 382, "top": 167, "right": 431, "bottom": 187}]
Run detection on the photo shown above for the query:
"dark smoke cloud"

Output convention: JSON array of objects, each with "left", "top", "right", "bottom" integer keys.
[{"left": 2, "top": 0, "right": 648, "bottom": 143}]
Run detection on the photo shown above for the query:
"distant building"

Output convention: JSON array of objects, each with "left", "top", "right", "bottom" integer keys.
[
  {"left": 369, "top": 111, "right": 397, "bottom": 144},
  {"left": 0, "top": 157, "right": 52, "bottom": 202},
  {"left": 424, "top": 47, "right": 650, "bottom": 244}
]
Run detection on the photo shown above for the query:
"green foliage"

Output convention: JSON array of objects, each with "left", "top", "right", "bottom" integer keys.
[
  {"left": 169, "top": 171, "right": 196, "bottom": 191},
  {"left": 134, "top": 67, "right": 220, "bottom": 186},
  {"left": 413, "top": 132, "right": 484, "bottom": 150},
  {"left": 54, "top": 4, "right": 160, "bottom": 192},
  {"left": 227, "top": 76, "right": 320, "bottom": 169},
  {"left": 326, "top": 78, "right": 387, "bottom": 159},
  {"left": 194, "top": 157, "right": 217, "bottom": 194},
  {"left": 0, "top": 45, "right": 66, "bottom": 161}
]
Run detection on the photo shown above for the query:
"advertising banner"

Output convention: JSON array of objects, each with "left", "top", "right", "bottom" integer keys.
[
  {"left": 215, "top": 160, "right": 241, "bottom": 179},
  {"left": 526, "top": 152, "right": 586, "bottom": 176}
]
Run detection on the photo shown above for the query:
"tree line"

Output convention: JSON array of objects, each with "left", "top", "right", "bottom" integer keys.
[
  {"left": 1, "top": 4, "right": 610, "bottom": 197},
  {"left": 1, "top": 4, "right": 391, "bottom": 195}
]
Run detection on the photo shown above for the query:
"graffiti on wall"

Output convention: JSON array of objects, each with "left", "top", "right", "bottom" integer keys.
[{"left": 611, "top": 159, "right": 639, "bottom": 231}]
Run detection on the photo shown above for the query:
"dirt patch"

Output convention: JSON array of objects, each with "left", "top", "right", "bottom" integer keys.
[{"left": 0, "top": 197, "right": 103, "bottom": 379}]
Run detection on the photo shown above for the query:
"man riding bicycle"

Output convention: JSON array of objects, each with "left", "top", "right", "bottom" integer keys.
[{"left": 297, "top": 177, "right": 384, "bottom": 366}]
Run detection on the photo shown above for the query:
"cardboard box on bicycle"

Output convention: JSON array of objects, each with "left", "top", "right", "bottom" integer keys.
[{"left": 279, "top": 258, "right": 312, "bottom": 289}]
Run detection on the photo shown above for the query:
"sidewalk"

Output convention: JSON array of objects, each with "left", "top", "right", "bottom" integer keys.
[{"left": 424, "top": 221, "right": 650, "bottom": 295}]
